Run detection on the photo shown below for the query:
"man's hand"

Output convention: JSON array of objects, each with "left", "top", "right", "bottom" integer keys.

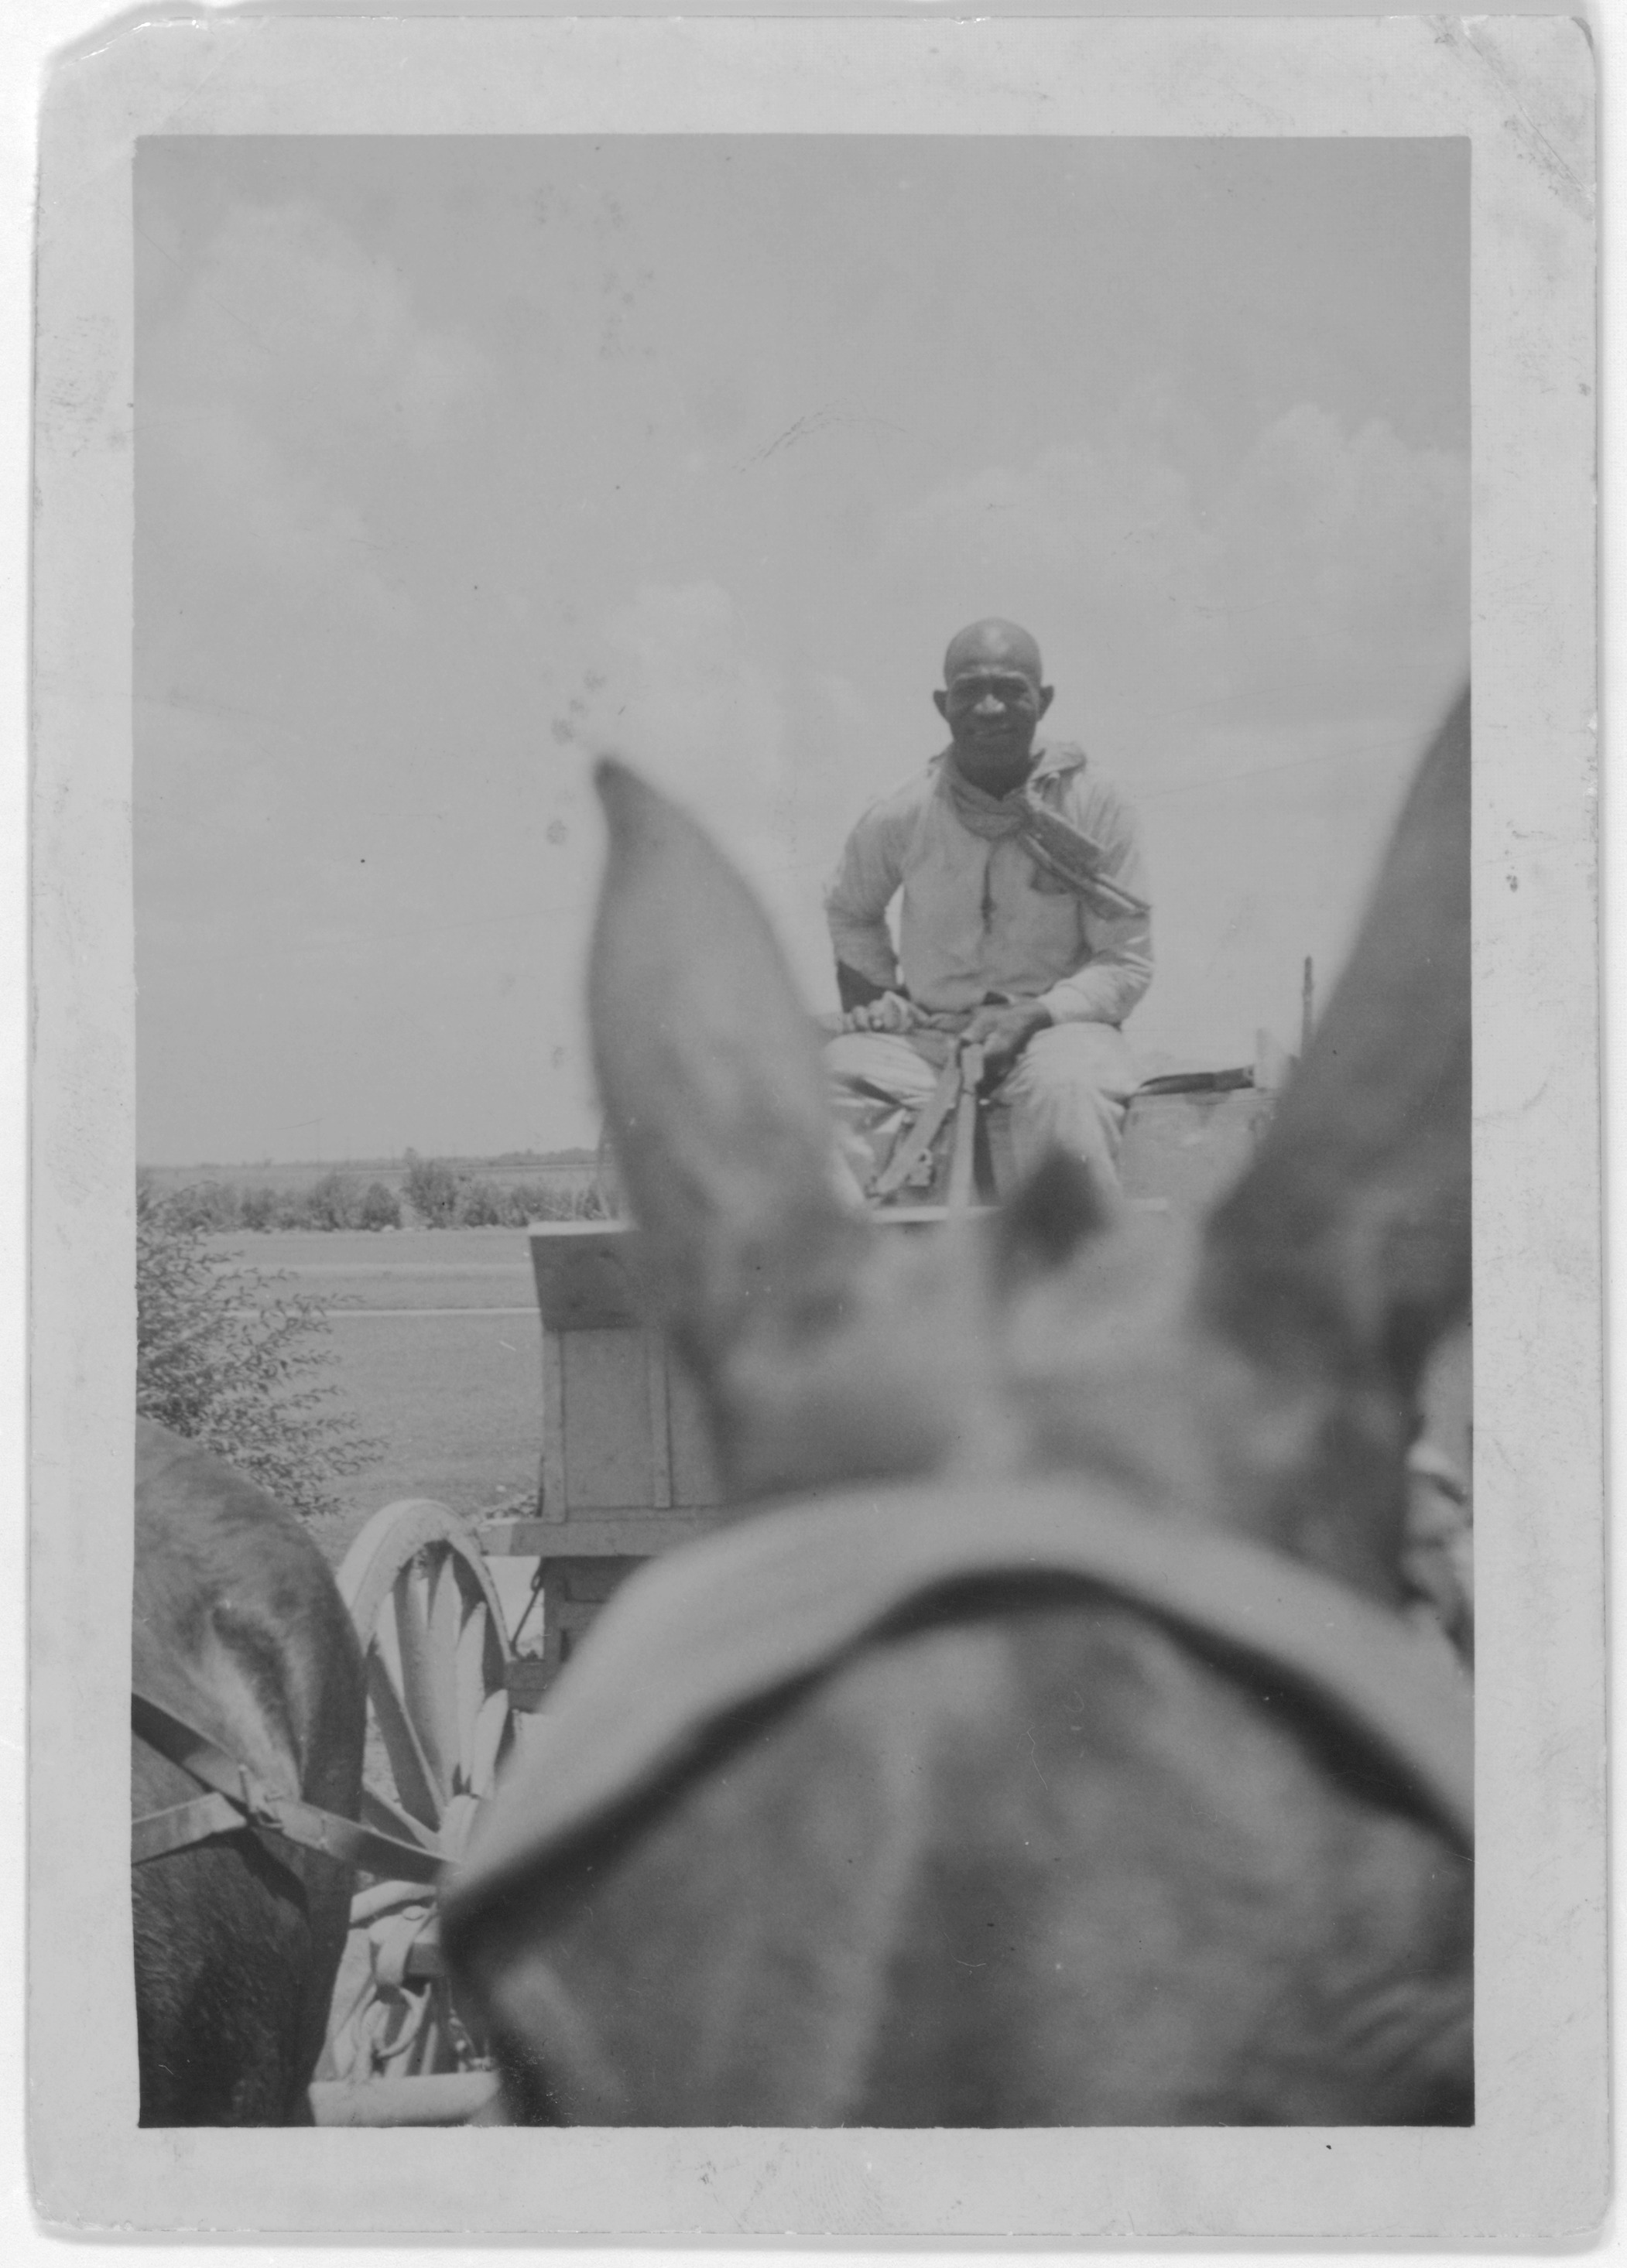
[
  {"left": 960, "top": 1000, "right": 1051, "bottom": 1080},
  {"left": 842, "top": 990, "right": 919, "bottom": 1035}
]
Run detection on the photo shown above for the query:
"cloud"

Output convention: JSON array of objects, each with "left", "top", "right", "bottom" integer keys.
[
  {"left": 887, "top": 436, "right": 1226, "bottom": 721},
  {"left": 559, "top": 579, "right": 857, "bottom": 1003},
  {"left": 882, "top": 405, "right": 1467, "bottom": 736},
  {"left": 146, "top": 197, "right": 488, "bottom": 447},
  {"left": 574, "top": 583, "right": 789, "bottom": 864},
  {"left": 1213, "top": 408, "right": 1467, "bottom": 720},
  {"left": 141, "top": 198, "right": 488, "bottom": 641},
  {"left": 149, "top": 400, "right": 414, "bottom": 639}
]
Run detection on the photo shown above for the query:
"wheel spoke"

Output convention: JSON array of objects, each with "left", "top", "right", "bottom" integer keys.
[
  {"left": 430, "top": 1989, "right": 457, "bottom": 2076},
  {"left": 425, "top": 1554, "right": 468, "bottom": 1774},
  {"left": 358, "top": 1781, "right": 444, "bottom": 1864},
  {"left": 392, "top": 1560, "right": 451, "bottom": 1799},
  {"left": 411, "top": 1990, "right": 450, "bottom": 2078},
  {"left": 455, "top": 1604, "right": 494, "bottom": 1775},
  {"left": 366, "top": 1650, "right": 442, "bottom": 1831},
  {"left": 468, "top": 1688, "right": 512, "bottom": 1801}
]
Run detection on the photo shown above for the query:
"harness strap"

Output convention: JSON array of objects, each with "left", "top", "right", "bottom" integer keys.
[
  {"left": 445, "top": 1479, "right": 1473, "bottom": 1932},
  {"left": 131, "top": 1690, "right": 444, "bottom": 1884},
  {"left": 132, "top": 1791, "right": 247, "bottom": 1865}
]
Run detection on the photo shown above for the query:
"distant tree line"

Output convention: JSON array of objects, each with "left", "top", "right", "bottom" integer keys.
[{"left": 152, "top": 1155, "right": 610, "bottom": 1235}]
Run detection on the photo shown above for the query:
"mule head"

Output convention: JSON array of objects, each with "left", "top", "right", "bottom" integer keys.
[{"left": 588, "top": 692, "right": 1469, "bottom": 1603}]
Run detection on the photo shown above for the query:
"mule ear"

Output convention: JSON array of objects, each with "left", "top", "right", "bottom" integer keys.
[
  {"left": 1201, "top": 690, "right": 1471, "bottom": 1398},
  {"left": 589, "top": 759, "right": 871, "bottom": 1380}
]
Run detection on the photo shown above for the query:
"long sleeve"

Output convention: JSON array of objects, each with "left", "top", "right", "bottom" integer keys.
[
  {"left": 1037, "top": 778, "right": 1153, "bottom": 1027},
  {"left": 824, "top": 800, "right": 909, "bottom": 994}
]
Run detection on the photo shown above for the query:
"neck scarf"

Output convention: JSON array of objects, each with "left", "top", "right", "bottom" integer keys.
[
  {"left": 940, "top": 751, "right": 1038, "bottom": 839},
  {"left": 938, "top": 747, "right": 1149, "bottom": 921}
]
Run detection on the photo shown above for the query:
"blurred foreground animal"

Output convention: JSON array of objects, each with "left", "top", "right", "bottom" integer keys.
[
  {"left": 443, "top": 694, "right": 1474, "bottom": 2126},
  {"left": 132, "top": 1421, "right": 365, "bottom": 2123}
]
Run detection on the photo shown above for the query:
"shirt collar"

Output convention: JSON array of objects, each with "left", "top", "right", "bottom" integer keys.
[{"left": 1029, "top": 740, "right": 1086, "bottom": 786}]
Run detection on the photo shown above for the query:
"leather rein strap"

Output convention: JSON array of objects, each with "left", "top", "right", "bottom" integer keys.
[{"left": 131, "top": 1689, "right": 443, "bottom": 1884}]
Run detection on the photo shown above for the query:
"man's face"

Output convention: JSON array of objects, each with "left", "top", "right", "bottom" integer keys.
[{"left": 934, "top": 659, "right": 1054, "bottom": 792}]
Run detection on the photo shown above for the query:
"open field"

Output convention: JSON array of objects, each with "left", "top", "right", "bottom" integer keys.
[
  {"left": 210, "top": 1230, "right": 547, "bottom": 1565},
  {"left": 214, "top": 1226, "right": 541, "bottom": 1307}
]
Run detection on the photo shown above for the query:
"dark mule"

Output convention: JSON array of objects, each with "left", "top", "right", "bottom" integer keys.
[
  {"left": 132, "top": 1420, "right": 365, "bottom": 2123},
  {"left": 443, "top": 693, "right": 1473, "bottom": 2126}
]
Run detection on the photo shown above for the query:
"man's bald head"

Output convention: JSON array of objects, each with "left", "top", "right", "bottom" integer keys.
[
  {"left": 943, "top": 618, "right": 1045, "bottom": 689},
  {"left": 934, "top": 619, "right": 1053, "bottom": 795}
]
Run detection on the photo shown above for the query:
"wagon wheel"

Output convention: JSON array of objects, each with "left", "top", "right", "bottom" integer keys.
[{"left": 324, "top": 1500, "right": 516, "bottom": 2086}]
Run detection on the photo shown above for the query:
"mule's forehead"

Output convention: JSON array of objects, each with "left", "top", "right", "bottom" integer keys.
[
  {"left": 869, "top": 1211, "right": 996, "bottom": 1303},
  {"left": 721, "top": 1215, "right": 1024, "bottom": 1500},
  {"left": 1007, "top": 1211, "right": 1348, "bottom": 1527},
  {"left": 998, "top": 1216, "right": 1197, "bottom": 1370},
  {"left": 823, "top": 1206, "right": 1209, "bottom": 1427},
  {"left": 721, "top": 1187, "right": 1413, "bottom": 1558},
  {"left": 722, "top": 1209, "right": 1210, "bottom": 1497}
]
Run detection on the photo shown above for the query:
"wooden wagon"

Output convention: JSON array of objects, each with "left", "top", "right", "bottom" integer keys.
[{"left": 308, "top": 1076, "right": 1278, "bottom": 2123}]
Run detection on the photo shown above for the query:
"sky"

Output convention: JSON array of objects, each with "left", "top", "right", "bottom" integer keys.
[{"left": 134, "top": 134, "right": 1468, "bottom": 1164}]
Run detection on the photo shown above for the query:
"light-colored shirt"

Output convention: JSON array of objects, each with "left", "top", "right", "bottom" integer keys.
[{"left": 824, "top": 742, "right": 1153, "bottom": 1027}]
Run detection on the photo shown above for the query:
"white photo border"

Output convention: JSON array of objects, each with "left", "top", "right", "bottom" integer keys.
[{"left": 29, "top": 10, "right": 1601, "bottom": 2239}]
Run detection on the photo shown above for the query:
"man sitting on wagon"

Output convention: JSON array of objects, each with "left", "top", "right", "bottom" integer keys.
[{"left": 824, "top": 617, "right": 1153, "bottom": 1205}]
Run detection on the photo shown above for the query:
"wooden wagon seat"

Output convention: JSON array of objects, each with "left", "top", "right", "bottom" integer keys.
[{"left": 867, "top": 1054, "right": 1274, "bottom": 1210}]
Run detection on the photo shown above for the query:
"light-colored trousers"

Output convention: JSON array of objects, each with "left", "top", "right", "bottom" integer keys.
[{"left": 824, "top": 1021, "right": 1139, "bottom": 1200}]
